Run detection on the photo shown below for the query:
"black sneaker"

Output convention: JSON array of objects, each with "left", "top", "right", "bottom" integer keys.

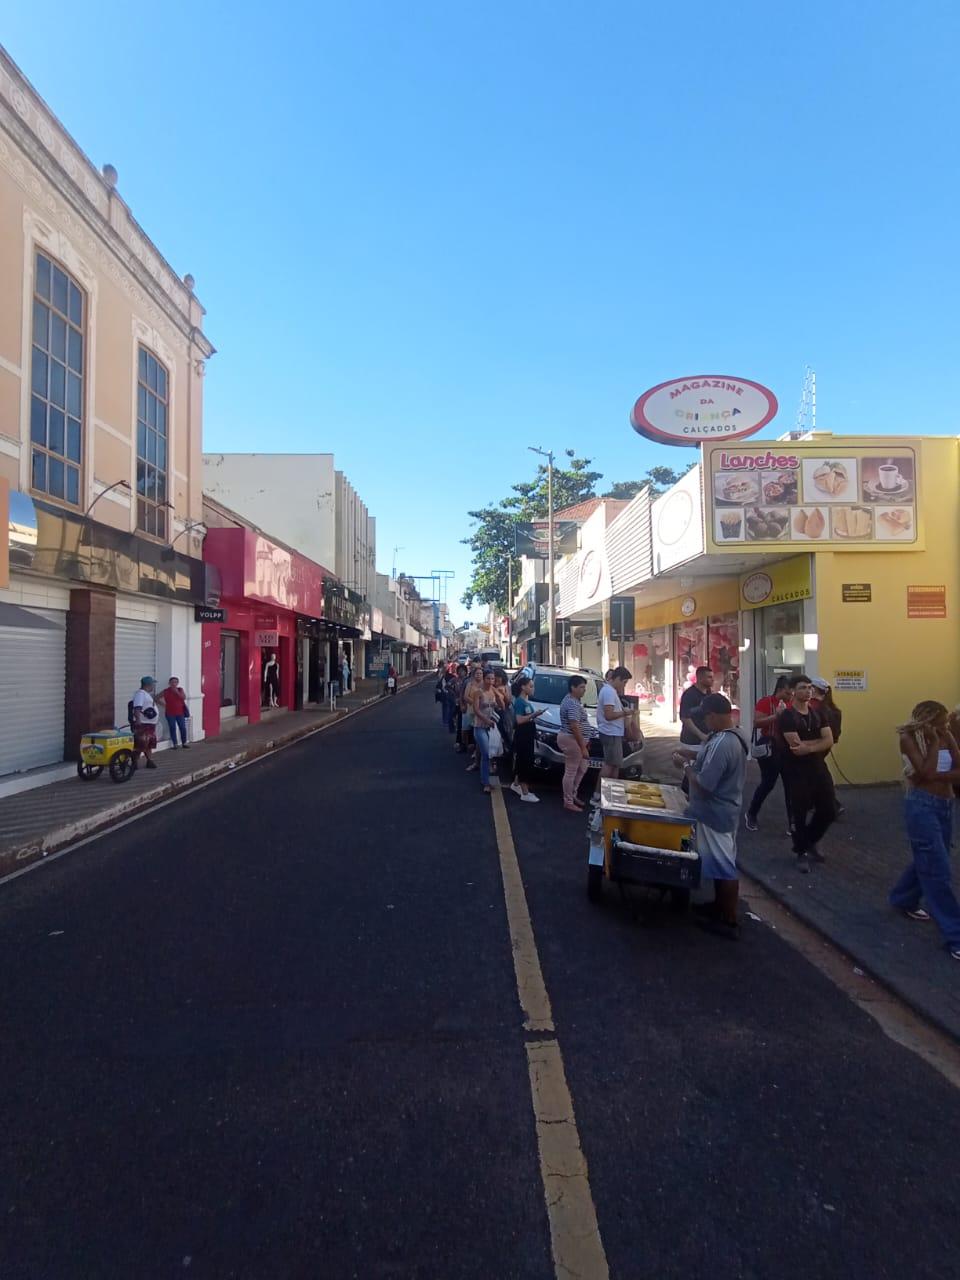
[
  {"left": 145, "top": 760, "right": 158, "bottom": 770},
  {"left": 796, "top": 853, "right": 810, "bottom": 874},
  {"left": 696, "top": 915, "right": 740, "bottom": 941},
  {"left": 743, "top": 812, "right": 759, "bottom": 832}
]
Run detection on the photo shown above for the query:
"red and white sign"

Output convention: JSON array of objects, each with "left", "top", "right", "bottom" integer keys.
[{"left": 631, "top": 376, "right": 778, "bottom": 446}]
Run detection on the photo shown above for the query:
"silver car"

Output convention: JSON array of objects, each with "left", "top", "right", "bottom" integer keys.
[{"left": 524, "top": 667, "right": 645, "bottom": 780}]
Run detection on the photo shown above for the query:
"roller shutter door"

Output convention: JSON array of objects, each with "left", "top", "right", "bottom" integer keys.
[
  {"left": 114, "top": 618, "right": 157, "bottom": 726},
  {"left": 0, "top": 608, "right": 66, "bottom": 776}
]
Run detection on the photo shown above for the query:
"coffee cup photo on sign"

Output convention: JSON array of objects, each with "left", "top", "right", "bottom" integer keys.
[{"left": 860, "top": 455, "right": 915, "bottom": 502}]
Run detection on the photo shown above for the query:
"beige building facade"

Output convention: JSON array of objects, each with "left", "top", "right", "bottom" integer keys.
[{"left": 0, "top": 47, "right": 214, "bottom": 788}]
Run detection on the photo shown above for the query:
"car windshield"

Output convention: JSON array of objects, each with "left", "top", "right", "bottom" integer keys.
[{"left": 531, "top": 674, "right": 598, "bottom": 708}]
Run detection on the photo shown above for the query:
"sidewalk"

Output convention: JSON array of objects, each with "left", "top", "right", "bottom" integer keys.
[
  {"left": 640, "top": 721, "right": 960, "bottom": 1042},
  {"left": 0, "top": 675, "right": 426, "bottom": 878}
]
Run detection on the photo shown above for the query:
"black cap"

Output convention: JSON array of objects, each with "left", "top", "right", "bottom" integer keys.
[{"left": 701, "top": 693, "right": 732, "bottom": 715}]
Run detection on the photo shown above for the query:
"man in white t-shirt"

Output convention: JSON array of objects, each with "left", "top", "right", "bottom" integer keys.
[
  {"left": 597, "top": 666, "right": 633, "bottom": 780},
  {"left": 131, "top": 675, "right": 159, "bottom": 769}
]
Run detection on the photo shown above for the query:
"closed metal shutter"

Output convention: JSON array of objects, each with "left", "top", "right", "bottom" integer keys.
[
  {"left": 0, "top": 609, "right": 66, "bottom": 776},
  {"left": 114, "top": 618, "right": 158, "bottom": 726}
]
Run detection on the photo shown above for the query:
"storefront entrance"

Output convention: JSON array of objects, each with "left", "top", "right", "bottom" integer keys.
[
  {"left": 630, "top": 627, "right": 670, "bottom": 715},
  {"left": 219, "top": 631, "right": 240, "bottom": 720},
  {"left": 674, "top": 613, "right": 740, "bottom": 710},
  {"left": 754, "top": 599, "right": 806, "bottom": 698}
]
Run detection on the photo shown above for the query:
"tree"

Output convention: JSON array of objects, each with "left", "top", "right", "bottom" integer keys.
[
  {"left": 602, "top": 463, "right": 696, "bottom": 502},
  {"left": 460, "top": 450, "right": 601, "bottom": 610},
  {"left": 460, "top": 503, "right": 522, "bottom": 613},
  {"left": 506, "top": 451, "right": 603, "bottom": 518}
]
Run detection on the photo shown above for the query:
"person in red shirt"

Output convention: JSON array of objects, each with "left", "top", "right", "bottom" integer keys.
[
  {"left": 160, "top": 676, "right": 191, "bottom": 748},
  {"left": 743, "top": 675, "right": 791, "bottom": 831}
]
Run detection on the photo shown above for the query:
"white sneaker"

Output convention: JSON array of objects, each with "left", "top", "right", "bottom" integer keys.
[
  {"left": 521, "top": 792, "right": 540, "bottom": 803},
  {"left": 510, "top": 782, "right": 523, "bottom": 797}
]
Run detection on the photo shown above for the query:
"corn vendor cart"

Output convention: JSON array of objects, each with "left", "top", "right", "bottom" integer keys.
[{"left": 587, "top": 778, "right": 700, "bottom": 911}]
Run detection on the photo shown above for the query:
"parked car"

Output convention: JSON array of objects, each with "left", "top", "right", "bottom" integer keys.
[{"left": 524, "top": 667, "right": 645, "bottom": 780}]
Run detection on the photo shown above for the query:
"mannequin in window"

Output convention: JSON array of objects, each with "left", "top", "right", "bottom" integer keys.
[{"left": 263, "top": 650, "right": 280, "bottom": 708}]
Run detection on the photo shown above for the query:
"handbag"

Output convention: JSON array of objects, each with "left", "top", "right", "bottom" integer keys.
[
  {"left": 750, "top": 727, "right": 772, "bottom": 760},
  {"left": 487, "top": 724, "right": 504, "bottom": 758}
]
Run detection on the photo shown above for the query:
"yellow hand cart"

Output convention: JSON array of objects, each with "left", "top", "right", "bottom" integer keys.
[
  {"left": 587, "top": 778, "right": 700, "bottom": 912},
  {"left": 77, "top": 728, "right": 138, "bottom": 783}
]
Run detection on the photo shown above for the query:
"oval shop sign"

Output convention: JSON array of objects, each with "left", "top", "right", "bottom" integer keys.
[{"left": 630, "top": 375, "right": 778, "bottom": 446}]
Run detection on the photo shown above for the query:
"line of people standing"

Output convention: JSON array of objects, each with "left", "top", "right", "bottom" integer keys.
[{"left": 439, "top": 659, "right": 544, "bottom": 800}]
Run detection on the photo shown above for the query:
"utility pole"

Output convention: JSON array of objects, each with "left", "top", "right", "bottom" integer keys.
[
  {"left": 507, "top": 556, "right": 513, "bottom": 668},
  {"left": 528, "top": 445, "right": 555, "bottom": 664}
]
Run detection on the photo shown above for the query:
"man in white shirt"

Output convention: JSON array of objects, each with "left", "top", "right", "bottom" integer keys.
[
  {"left": 597, "top": 666, "right": 633, "bottom": 780},
  {"left": 131, "top": 675, "right": 159, "bottom": 770}
]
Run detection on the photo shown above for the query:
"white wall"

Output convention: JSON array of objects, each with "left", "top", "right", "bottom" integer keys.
[{"left": 202, "top": 453, "right": 337, "bottom": 572}]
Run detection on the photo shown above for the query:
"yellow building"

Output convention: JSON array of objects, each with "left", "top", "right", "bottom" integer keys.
[{"left": 556, "top": 434, "right": 959, "bottom": 783}]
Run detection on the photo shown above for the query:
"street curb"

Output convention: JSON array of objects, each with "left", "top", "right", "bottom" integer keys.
[
  {"left": 739, "top": 859, "right": 960, "bottom": 1046},
  {"left": 1, "top": 677, "right": 429, "bottom": 879}
]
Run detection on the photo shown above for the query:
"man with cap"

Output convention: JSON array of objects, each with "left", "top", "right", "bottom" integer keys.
[
  {"left": 131, "top": 675, "right": 160, "bottom": 770},
  {"left": 673, "top": 693, "right": 749, "bottom": 939}
]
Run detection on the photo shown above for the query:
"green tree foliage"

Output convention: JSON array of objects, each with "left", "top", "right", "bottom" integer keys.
[
  {"left": 461, "top": 452, "right": 603, "bottom": 611},
  {"left": 461, "top": 455, "right": 696, "bottom": 610}
]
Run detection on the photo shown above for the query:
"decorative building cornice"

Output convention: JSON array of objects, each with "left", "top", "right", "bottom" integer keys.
[{"left": 0, "top": 47, "right": 214, "bottom": 358}]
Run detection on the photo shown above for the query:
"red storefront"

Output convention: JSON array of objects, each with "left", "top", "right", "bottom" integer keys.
[{"left": 201, "top": 527, "right": 329, "bottom": 740}]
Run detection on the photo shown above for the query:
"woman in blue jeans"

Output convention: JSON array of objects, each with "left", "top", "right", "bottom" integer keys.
[
  {"left": 891, "top": 700, "right": 960, "bottom": 960},
  {"left": 471, "top": 669, "right": 499, "bottom": 795}
]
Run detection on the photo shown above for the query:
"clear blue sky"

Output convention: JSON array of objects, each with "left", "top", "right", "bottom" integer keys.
[{"left": 6, "top": 3, "right": 959, "bottom": 624}]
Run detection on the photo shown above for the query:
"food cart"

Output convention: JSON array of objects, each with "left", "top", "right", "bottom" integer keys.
[
  {"left": 586, "top": 778, "right": 700, "bottom": 911},
  {"left": 77, "top": 728, "right": 137, "bottom": 782}
]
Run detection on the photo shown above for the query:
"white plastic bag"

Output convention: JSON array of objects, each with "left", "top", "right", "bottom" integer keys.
[{"left": 487, "top": 725, "right": 504, "bottom": 758}]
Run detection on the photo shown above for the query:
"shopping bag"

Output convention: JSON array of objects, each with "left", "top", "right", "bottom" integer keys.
[{"left": 487, "top": 725, "right": 504, "bottom": 758}]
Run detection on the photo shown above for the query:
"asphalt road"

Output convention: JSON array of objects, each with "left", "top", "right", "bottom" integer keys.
[{"left": 2, "top": 684, "right": 958, "bottom": 1279}]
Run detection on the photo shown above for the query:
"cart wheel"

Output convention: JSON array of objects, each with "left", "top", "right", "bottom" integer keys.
[
  {"left": 109, "top": 750, "right": 137, "bottom": 783},
  {"left": 669, "top": 887, "right": 691, "bottom": 913},
  {"left": 77, "top": 762, "right": 102, "bottom": 780},
  {"left": 587, "top": 865, "right": 603, "bottom": 903}
]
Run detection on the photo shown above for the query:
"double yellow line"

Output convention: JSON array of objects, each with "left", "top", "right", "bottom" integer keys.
[{"left": 490, "top": 788, "right": 609, "bottom": 1279}]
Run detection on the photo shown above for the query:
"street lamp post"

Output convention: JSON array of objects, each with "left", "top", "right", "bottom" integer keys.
[{"left": 528, "top": 446, "right": 555, "bottom": 665}]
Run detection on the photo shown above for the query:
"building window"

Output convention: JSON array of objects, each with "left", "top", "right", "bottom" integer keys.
[
  {"left": 30, "top": 252, "right": 84, "bottom": 506},
  {"left": 136, "top": 347, "right": 169, "bottom": 538}
]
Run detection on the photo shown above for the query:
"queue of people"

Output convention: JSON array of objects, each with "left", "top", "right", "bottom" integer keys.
[{"left": 437, "top": 659, "right": 640, "bottom": 811}]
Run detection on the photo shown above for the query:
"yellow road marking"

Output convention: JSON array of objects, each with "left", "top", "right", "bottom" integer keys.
[{"left": 491, "top": 788, "right": 609, "bottom": 1279}]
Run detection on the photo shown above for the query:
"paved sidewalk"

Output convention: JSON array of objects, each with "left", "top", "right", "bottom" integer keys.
[
  {"left": 640, "top": 720, "right": 960, "bottom": 1042},
  {"left": 0, "top": 675, "right": 426, "bottom": 877}
]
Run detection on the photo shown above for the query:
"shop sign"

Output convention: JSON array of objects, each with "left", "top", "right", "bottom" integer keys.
[
  {"left": 705, "top": 440, "right": 920, "bottom": 552},
  {"left": 907, "top": 584, "right": 946, "bottom": 618},
  {"left": 842, "top": 583, "right": 872, "bottom": 603},
  {"left": 652, "top": 466, "right": 705, "bottom": 573},
  {"left": 515, "top": 521, "right": 579, "bottom": 557},
  {"left": 631, "top": 376, "right": 778, "bottom": 446},
  {"left": 739, "top": 556, "right": 812, "bottom": 610},
  {"left": 255, "top": 629, "right": 279, "bottom": 646},
  {"left": 833, "top": 669, "right": 867, "bottom": 691},
  {"left": 195, "top": 605, "right": 226, "bottom": 623},
  {"left": 574, "top": 512, "right": 612, "bottom": 613},
  {"left": 680, "top": 596, "right": 697, "bottom": 617},
  {"left": 610, "top": 596, "right": 635, "bottom": 639}
]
